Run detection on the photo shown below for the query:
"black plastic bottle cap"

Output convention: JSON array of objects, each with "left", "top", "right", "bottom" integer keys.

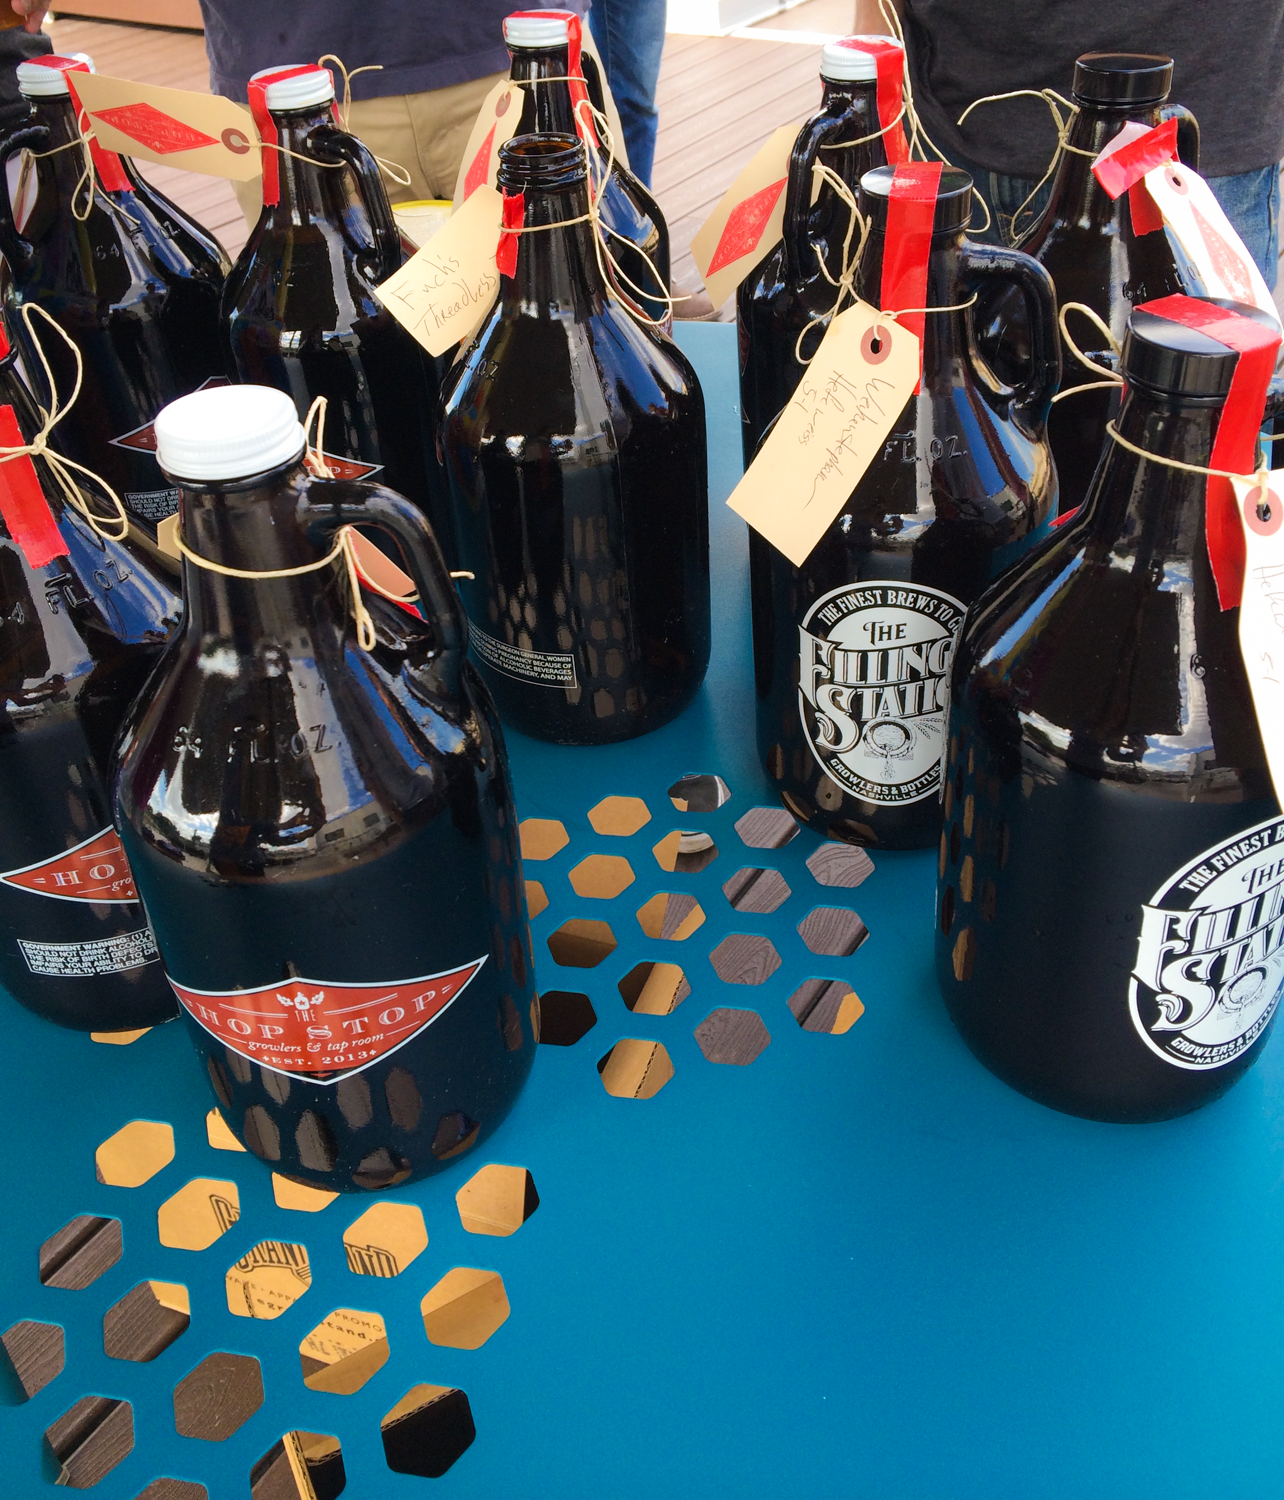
[
  {"left": 1122, "top": 298, "right": 1280, "bottom": 398},
  {"left": 859, "top": 165, "right": 972, "bottom": 234},
  {"left": 1072, "top": 52, "right": 1173, "bottom": 108}
]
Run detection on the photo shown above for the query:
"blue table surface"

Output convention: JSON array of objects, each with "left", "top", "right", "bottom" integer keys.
[{"left": 3, "top": 322, "right": 1284, "bottom": 1500}]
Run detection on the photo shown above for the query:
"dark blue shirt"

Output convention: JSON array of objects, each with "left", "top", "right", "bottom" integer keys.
[{"left": 198, "top": 0, "right": 590, "bottom": 102}]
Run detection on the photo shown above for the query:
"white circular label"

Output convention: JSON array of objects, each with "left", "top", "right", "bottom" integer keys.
[
  {"left": 1129, "top": 814, "right": 1284, "bottom": 1070},
  {"left": 797, "top": 581, "right": 965, "bottom": 806}
]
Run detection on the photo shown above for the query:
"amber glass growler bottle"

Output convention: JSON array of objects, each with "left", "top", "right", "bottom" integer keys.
[
  {"left": 0, "top": 314, "right": 180, "bottom": 1030},
  {"left": 0, "top": 56, "right": 228, "bottom": 541},
  {"left": 503, "top": 10, "right": 670, "bottom": 322},
  {"left": 1011, "top": 53, "right": 1201, "bottom": 514},
  {"left": 114, "top": 385, "right": 534, "bottom": 1189},
  {"left": 738, "top": 35, "right": 903, "bottom": 468},
  {"left": 221, "top": 67, "right": 452, "bottom": 557},
  {"left": 441, "top": 134, "right": 709, "bottom": 745},
  {"left": 752, "top": 164, "right": 1060, "bottom": 849},
  {"left": 938, "top": 297, "right": 1282, "bottom": 1123}
]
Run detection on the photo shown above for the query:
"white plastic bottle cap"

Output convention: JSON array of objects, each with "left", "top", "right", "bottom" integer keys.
[
  {"left": 155, "top": 386, "right": 306, "bottom": 482},
  {"left": 821, "top": 35, "right": 902, "bottom": 83},
  {"left": 249, "top": 65, "right": 335, "bottom": 112},
  {"left": 504, "top": 13, "right": 570, "bottom": 47},
  {"left": 16, "top": 54, "right": 95, "bottom": 98}
]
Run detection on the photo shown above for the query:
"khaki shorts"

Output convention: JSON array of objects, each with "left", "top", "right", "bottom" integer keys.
[{"left": 233, "top": 70, "right": 504, "bottom": 224}]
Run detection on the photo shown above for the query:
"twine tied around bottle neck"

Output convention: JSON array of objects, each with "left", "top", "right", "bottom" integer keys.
[
  {"left": 792, "top": 161, "right": 977, "bottom": 365},
  {"left": 0, "top": 302, "right": 130, "bottom": 541},
  {"left": 1049, "top": 300, "right": 1126, "bottom": 403},
  {"left": 498, "top": 93, "right": 689, "bottom": 329},
  {"left": 1105, "top": 419, "right": 1271, "bottom": 502},
  {"left": 315, "top": 55, "right": 411, "bottom": 188},
  {"left": 818, "top": 104, "right": 909, "bottom": 153},
  {"left": 176, "top": 395, "right": 472, "bottom": 653},
  {"left": 27, "top": 106, "right": 137, "bottom": 228},
  {"left": 956, "top": 88, "right": 1095, "bottom": 243}
]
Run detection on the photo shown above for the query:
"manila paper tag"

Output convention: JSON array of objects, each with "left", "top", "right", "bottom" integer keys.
[
  {"left": 452, "top": 80, "right": 527, "bottom": 209},
  {"left": 726, "top": 298, "right": 920, "bottom": 567},
  {"left": 690, "top": 121, "right": 801, "bottom": 311},
  {"left": 1143, "top": 161, "right": 1278, "bottom": 320},
  {"left": 67, "top": 71, "right": 260, "bottom": 182},
  {"left": 1234, "top": 473, "right": 1284, "bottom": 807},
  {"left": 375, "top": 183, "right": 503, "bottom": 357}
]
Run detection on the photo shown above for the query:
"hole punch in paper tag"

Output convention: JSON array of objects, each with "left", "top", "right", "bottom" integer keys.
[
  {"left": 452, "top": 79, "right": 528, "bottom": 210},
  {"left": 1234, "top": 472, "right": 1284, "bottom": 806},
  {"left": 1144, "top": 161, "right": 1279, "bottom": 322},
  {"left": 690, "top": 121, "right": 801, "bottom": 312},
  {"left": 726, "top": 297, "right": 919, "bottom": 566},
  {"left": 64, "top": 72, "right": 259, "bottom": 182},
  {"left": 375, "top": 183, "right": 503, "bottom": 357}
]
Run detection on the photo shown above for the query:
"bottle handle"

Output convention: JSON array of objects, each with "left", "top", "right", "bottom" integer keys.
[
  {"left": 1160, "top": 104, "right": 1200, "bottom": 172},
  {"left": 307, "top": 124, "right": 403, "bottom": 283},
  {"left": 303, "top": 481, "right": 466, "bottom": 694},
  {"left": 958, "top": 240, "right": 1062, "bottom": 428},
  {"left": 782, "top": 111, "right": 846, "bottom": 283},
  {"left": 0, "top": 124, "right": 47, "bottom": 271}
]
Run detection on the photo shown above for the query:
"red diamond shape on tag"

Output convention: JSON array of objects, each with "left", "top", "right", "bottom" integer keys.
[
  {"left": 463, "top": 124, "right": 496, "bottom": 201},
  {"left": 304, "top": 451, "right": 382, "bottom": 481},
  {"left": 707, "top": 177, "right": 787, "bottom": 275},
  {"left": 91, "top": 101, "right": 219, "bottom": 155},
  {"left": 1, "top": 827, "right": 138, "bottom": 903}
]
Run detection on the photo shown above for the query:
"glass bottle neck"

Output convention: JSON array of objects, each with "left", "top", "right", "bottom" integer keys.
[
  {"left": 511, "top": 45, "right": 579, "bottom": 136},
  {"left": 262, "top": 104, "right": 349, "bottom": 222},
  {"left": 178, "top": 464, "right": 342, "bottom": 637},
  {"left": 503, "top": 177, "right": 607, "bottom": 315},
  {"left": 1081, "top": 384, "right": 1221, "bottom": 572},
  {"left": 1042, "top": 100, "right": 1165, "bottom": 219},
  {"left": 29, "top": 95, "right": 97, "bottom": 206},
  {"left": 855, "top": 225, "right": 969, "bottom": 346}
]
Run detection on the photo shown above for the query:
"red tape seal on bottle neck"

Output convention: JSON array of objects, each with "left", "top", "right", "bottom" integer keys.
[
  {"left": 508, "top": 9, "right": 598, "bottom": 148},
  {"left": 0, "top": 405, "right": 64, "bottom": 570},
  {"left": 835, "top": 37, "right": 907, "bottom": 164},
  {"left": 38, "top": 57, "right": 131, "bottom": 193},
  {"left": 497, "top": 190, "right": 526, "bottom": 277},
  {"left": 247, "top": 65, "right": 331, "bottom": 208},
  {"left": 881, "top": 160, "right": 943, "bottom": 391},
  {"left": 1092, "top": 116, "right": 1178, "bottom": 200},
  {"left": 1140, "top": 293, "right": 1281, "bottom": 611}
]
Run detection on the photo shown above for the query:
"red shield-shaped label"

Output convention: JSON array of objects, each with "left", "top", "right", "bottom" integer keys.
[
  {"left": 91, "top": 101, "right": 218, "bottom": 155},
  {"left": 0, "top": 827, "right": 139, "bottom": 903},
  {"left": 112, "top": 376, "right": 231, "bottom": 453},
  {"left": 707, "top": 177, "right": 787, "bottom": 275},
  {"left": 170, "top": 958, "right": 487, "bottom": 1083}
]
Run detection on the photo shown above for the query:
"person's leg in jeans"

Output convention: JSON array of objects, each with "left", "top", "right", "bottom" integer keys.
[
  {"left": 1207, "top": 163, "right": 1281, "bottom": 289},
  {"left": 587, "top": 0, "right": 666, "bottom": 186}
]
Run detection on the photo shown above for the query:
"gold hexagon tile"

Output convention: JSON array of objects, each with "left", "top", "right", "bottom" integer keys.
[
  {"left": 597, "top": 1038, "right": 674, "bottom": 1099},
  {"left": 226, "top": 1241, "right": 312, "bottom": 1321},
  {"left": 455, "top": 1164, "right": 539, "bottom": 1237},
  {"left": 343, "top": 1202, "right": 428, "bottom": 1278},
  {"left": 90, "top": 1027, "right": 150, "bottom": 1045},
  {"left": 157, "top": 1179, "right": 240, "bottom": 1252},
  {"left": 546, "top": 917, "right": 618, "bottom": 967},
  {"left": 636, "top": 892, "right": 705, "bottom": 941},
  {"left": 299, "top": 1307, "right": 390, "bottom": 1394},
  {"left": 95, "top": 1120, "right": 175, "bottom": 1188},
  {"left": 251, "top": 1430, "right": 345, "bottom": 1499},
  {"left": 568, "top": 853, "right": 635, "bottom": 899},
  {"left": 652, "top": 829, "right": 718, "bottom": 873},
  {"left": 525, "top": 879, "right": 549, "bottom": 918},
  {"left": 382, "top": 1384, "right": 476, "bottom": 1479},
  {"left": 618, "top": 961, "right": 691, "bottom": 1015},
  {"left": 587, "top": 795, "right": 651, "bottom": 837},
  {"left": 205, "top": 1110, "right": 246, "bottom": 1153},
  {"left": 519, "top": 818, "right": 568, "bottom": 861},
  {"left": 272, "top": 1174, "right": 339, "bottom": 1213},
  {"left": 420, "top": 1267, "right": 510, "bottom": 1350}
]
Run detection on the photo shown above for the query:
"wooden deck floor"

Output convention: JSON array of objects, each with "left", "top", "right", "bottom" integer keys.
[{"left": 46, "top": 9, "right": 852, "bottom": 304}]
